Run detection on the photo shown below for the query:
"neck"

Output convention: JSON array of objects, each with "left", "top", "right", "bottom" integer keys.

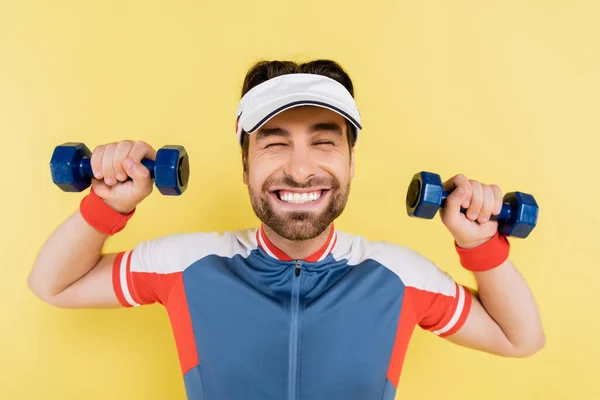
[{"left": 262, "top": 223, "right": 333, "bottom": 260}]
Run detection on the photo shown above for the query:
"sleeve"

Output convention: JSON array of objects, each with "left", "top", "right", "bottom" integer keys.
[
  {"left": 111, "top": 236, "right": 182, "bottom": 308},
  {"left": 411, "top": 265, "right": 473, "bottom": 338}
]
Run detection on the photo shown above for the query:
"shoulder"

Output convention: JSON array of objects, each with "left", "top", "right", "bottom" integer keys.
[
  {"left": 332, "top": 231, "right": 455, "bottom": 292},
  {"left": 136, "top": 227, "right": 258, "bottom": 253},
  {"left": 333, "top": 231, "right": 433, "bottom": 268},
  {"left": 129, "top": 227, "right": 259, "bottom": 274}
]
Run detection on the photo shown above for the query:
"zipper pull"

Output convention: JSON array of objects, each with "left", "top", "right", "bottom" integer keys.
[{"left": 295, "top": 260, "right": 301, "bottom": 277}]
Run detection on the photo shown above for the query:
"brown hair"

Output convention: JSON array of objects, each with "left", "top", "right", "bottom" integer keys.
[{"left": 239, "top": 59, "right": 357, "bottom": 171}]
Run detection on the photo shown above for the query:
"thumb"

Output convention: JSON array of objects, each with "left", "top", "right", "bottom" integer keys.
[
  {"left": 444, "top": 185, "right": 469, "bottom": 216},
  {"left": 123, "top": 158, "right": 152, "bottom": 193},
  {"left": 90, "top": 177, "right": 111, "bottom": 199}
]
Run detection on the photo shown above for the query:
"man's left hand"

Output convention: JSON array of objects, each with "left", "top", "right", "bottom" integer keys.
[{"left": 439, "top": 174, "right": 504, "bottom": 249}]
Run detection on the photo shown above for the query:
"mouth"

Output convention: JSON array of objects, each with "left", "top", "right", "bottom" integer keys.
[{"left": 269, "top": 188, "right": 330, "bottom": 206}]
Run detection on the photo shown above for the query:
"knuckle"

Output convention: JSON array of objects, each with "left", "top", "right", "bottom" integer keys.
[
  {"left": 117, "top": 140, "right": 133, "bottom": 153},
  {"left": 134, "top": 140, "right": 148, "bottom": 150},
  {"left": 456, "top": 175, "right": 468, "bottom": 185},
  {"left": 132, "top": 141, "right": 150, "bottom": 159},
  {"left": 117, "top": 139, "right": 131, "bottom": 146}
]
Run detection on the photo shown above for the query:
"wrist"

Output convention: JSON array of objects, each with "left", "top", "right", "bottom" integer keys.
[
  {"left": 454, "top": 237, "right": 491, "bottom": 250},
  {"left": 104, "top": 199, "right": 136, "bottom": 215},
  {"left": 80, "top": 187, "right": 136, "bottom": 236},
  {"left": 455, "top": 232, "right": 510, "bottom": 272}
]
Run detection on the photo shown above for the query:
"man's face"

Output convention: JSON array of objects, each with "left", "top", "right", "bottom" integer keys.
[{"left": 243, "top": 106, "right": 355, "bottom": 241}]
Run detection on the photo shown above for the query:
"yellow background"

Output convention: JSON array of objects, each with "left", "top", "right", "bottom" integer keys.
[{"left": 1, "top": 1, "right": 598, "bottom": 399}]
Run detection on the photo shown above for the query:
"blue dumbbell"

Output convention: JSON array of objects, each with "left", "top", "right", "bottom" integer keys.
[
  {"left": 50, "top": 142, "right": 190, "bottom": 196},
  {"left": 406, "top": 171, "right": 538, "bottom": 238}
]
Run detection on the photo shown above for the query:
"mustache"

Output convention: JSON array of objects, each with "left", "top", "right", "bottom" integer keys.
[{"left": 263, "top": 174, "right": 340, "bottom": 192}]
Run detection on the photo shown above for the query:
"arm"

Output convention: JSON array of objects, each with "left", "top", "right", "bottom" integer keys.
[
  {"left": 438, "top": 174, "right": 545, "bottom": 357},
  {"left": 27, "top": 210, "right": 119, "bottom": 308},
  {"left": 28, "top": 140, "right": 155, "bottom": 308},
  {"left": 446, "top": 258, "right": 545, "bottom": 357}
]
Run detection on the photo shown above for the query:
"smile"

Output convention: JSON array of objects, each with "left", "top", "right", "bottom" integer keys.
[
  {"left": 277, "top": 190, "right": 323, "bottom": 204},
  {"left": 268, "top": 187, "right": 330, "bottom": 206}
]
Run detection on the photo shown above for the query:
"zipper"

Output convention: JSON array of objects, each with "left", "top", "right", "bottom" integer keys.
[{"left": 288, "top": 259, "right": 302, "bottom": 400}]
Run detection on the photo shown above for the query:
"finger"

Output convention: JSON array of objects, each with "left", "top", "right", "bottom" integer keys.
[
  {"left": 491, "top": 184, "right": 504, "bottom": 216},
  {"left": 443, "top": 174, "right": 471, "bottom": 215},
  {"left": 91, "top": 175, "right": 110, "bottom": 198},
  {"left": 113, "top": 140, "right": 134, "bottom": 182},
  {"left": 127, "top": 159, "right": 152, "bottom": 197},
  {"left": 124, "top": 141, "right": 155, "bottom": 186},
  {"left": 467, "top": 180, "right": 483, "bottom": 221},
  {"left": 90, "top": 145, "right": 105, "bottom": 180},
  {"left": 129, "top": 141, "right": 157, "bottom": 163},
  {"left": 478, "top": 185, "right": 495, "bottom": 223},
  {"left": 101, "top": 143, "right": 117, "bottom": 186}
]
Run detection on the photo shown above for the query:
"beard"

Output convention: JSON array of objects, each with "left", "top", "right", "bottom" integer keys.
[{"left": 249, "top": 174, "right": 350, "bottom": 241}]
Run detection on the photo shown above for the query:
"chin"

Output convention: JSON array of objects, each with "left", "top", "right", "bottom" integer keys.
[
  {"left": 249, "top": 181, "right": 350, "bottom": 241},
  {"left": 274, "top": 215, "right": 330, "bottom": 241}
]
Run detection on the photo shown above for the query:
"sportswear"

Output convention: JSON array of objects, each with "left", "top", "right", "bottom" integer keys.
[
  {"left": 80, "top": 187, "right": 136, "bottom": 235},
  {"left": 455, "top": 232, "right": 510, "bottom": 271},
  {"left": 112, "top": 224, "right": 472, "bottom": 400}
]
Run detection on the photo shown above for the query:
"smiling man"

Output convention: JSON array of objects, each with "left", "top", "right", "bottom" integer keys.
[
  {"left": 28, "top": 59, "right": 544, "bottom": 400},
  {"left": 245, "top": 109, "right": 353, "bottom": 255}
]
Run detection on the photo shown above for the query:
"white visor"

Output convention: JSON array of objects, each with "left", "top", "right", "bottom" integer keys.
[{"left": 235, "top": 73, "right": 362, "bottom": 145}]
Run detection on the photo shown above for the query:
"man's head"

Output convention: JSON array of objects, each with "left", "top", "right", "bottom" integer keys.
[{"left": 237, "top": 60, "right": 361, "bottom": 241}]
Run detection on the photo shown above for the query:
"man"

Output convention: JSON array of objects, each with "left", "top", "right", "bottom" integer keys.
[{"left": 28, "top": 59, "right": 544, "bottom": 400}]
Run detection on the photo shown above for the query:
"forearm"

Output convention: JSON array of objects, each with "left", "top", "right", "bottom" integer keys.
[
  {"left": 473, "top": 258, "right": 545, "bottom": 355},
  {"left": 28, "top": 210, "right": 108, "bottom": 301}
]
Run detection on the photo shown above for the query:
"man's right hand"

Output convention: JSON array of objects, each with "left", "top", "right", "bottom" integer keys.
[{"left": 90, "top": 140, "right": 157, "bottom": 214}]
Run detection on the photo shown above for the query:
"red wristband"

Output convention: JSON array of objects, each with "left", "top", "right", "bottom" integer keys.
[
  {"left": 455, "top": 232, "right": 510, "bottom": 272},
  {"left": 80, "top": 188, "right": 135, "bottom": 236}
]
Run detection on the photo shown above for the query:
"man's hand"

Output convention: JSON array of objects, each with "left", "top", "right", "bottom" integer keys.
[
  {"left": 90, "top": 140, "right": 156, "bottom": 214},
  {"left": 439, "top": 174, "right": 504, "bottom": 249}
]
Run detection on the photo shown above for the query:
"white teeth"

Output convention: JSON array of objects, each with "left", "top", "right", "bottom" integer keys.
[{"left": 278, "top": 191, "right": 322, "bottom": 204}]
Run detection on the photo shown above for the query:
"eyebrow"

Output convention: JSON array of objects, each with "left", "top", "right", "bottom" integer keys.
[{"left": 255, "top": 122, "right": 343, "bottom": 143}]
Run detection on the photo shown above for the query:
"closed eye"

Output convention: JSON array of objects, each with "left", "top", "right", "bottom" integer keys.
[
  {"left": 314, "top": 141, "right": 335, "bottom": 146},
  {"left": 264, "top": 142, "right": 286, "bottom": 148}
]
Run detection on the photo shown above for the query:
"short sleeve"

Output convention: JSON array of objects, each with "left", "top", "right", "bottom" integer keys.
[
  {"left": 111, "top": 236, "right": 184, "bottom": 308},
  {"left": 411, "top": 266, "right": 473, "bottom": 338},
  {"left": 111, "top": 231, "right": 244, "bottom": 308}
]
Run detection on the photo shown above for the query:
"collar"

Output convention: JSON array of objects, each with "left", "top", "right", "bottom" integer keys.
[{"left": 256, "top": 223, "right": 338, "bottom": 262}]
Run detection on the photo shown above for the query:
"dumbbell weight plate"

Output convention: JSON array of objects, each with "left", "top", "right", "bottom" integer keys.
[
  {"left": 154, "top": 145, "right": 190, "bottom": 196},
  {"left": 50, "top": 142, "right": 93, "bottom": 192}
]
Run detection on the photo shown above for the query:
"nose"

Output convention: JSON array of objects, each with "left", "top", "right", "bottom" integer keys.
[{"left": 284, "top": 143, "right": 316, "bottom": 184}]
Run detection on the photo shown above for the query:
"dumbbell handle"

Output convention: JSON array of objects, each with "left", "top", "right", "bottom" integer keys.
[
  {"left": 79, "top": 158, "right": 156, "bottom": 179},
  {"left": 440, "top": 190, "right": 512, "bottom": 222}
]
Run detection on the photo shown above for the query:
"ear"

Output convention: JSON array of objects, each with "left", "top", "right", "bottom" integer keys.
[
  {"left": 349, "top": 147, "right": 355, "bottom": 179},
  {"left": 242, "top": 154, "right": 249, "bottom": 185}
]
